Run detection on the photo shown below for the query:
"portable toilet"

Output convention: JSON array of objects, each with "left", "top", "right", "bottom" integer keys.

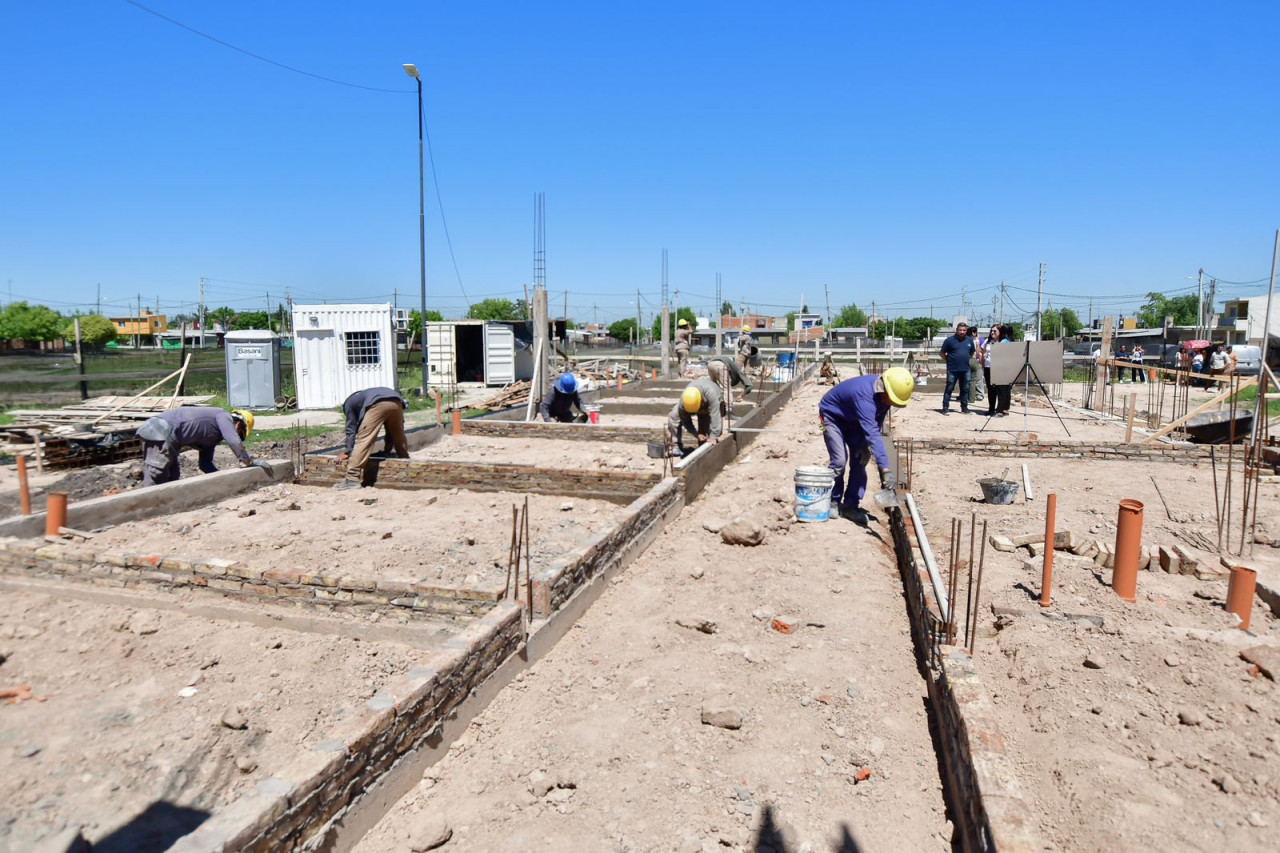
[{"left": 224, "top": 330, "right": 282, "bottom": 409}]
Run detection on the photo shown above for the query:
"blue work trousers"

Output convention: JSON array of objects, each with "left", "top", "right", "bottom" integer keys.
[
  {"left": 943, "top": 370, "right": 971, "bottom": 412},
  {"left": 821, "top": 415, "right": 871, "bottom": 507}
]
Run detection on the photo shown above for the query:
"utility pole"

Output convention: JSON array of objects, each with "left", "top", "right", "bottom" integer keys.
[
  {"left": 198, "top": 278, "right": 206, "bottom": 348},
  {"left": 660, "top": 250, "right": 671, "bottom": 378},
  {"left": 1036, "top": 263, "right": 1045, "bottom": 342},
  {"left": 1208, "top": 279, "right": 1217, "bottom": 336},
  {"left": 715, "top": 272, "right": 723, "bottom": 356},
  {"left": 636, "top": 288, "right": 642, "bottom": 347},
  {"left": 285, "top": 287, "right": 292, "bottom": 336},
  {"left": 135, "top": 293, "right": 141, "bottom": 348},
  {"left": 1196, "top": 268, "right": 1205, "bottom": 339},
  {"left": 1000, "top": 282, "right": 1006, "bottom": 326},
  {"left": 824, "top": 283, "right": 831, "bottom": 341}
]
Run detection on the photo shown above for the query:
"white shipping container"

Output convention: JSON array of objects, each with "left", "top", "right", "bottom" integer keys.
[
  {"left": 425, "top": 320, "right": 526, "bottom": 388},
  {"left": 292, "top": 303, "right": 398, "bottom": 409}
]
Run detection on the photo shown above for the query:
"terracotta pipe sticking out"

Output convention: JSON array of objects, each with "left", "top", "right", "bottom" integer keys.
[
  {"left": 434, "top": 391, "right": 442, "bottom": 426},
  {"left": 17, "top": 455, "right": 31, "bottom": 516},
  {"left": 1039, "top": 493, "right": 1056, "bottom": 608},
  {"left": 616, "top": 375, "right": 622, "bottom": 391},
  {"left": 1112, "top": 499, "right": 1144, "bottom": 602},
  {"left": 45, "top": 491, "right": 68, "bottom": 537},
  {"left": 1225, "top": 565, "right": 1257, "bottom": 630},
  {"left": 451, "top": 410, "right": 461, "bottom": 436}
]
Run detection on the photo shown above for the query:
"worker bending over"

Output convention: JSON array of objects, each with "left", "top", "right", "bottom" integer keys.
[
  {"left": 540, "top": 373, "right": 586, "bottom": 423},
  {"left": 674, "top": 318, "right": 692, "bottom": 376},
  {"left": 334, "top": 387, "right": 409, "bottom": 490},
  {"left": 138, "top": 407, "right": 259, "bottom": 487},
  {"left": 706, "top": 356, "right": 753, "bottom": 403},
  {"left": 818, "top": 367, "right": 914, "bottom": 522},
  {"left": 667, "top": 378, "right": 722, "bottom": 456}
]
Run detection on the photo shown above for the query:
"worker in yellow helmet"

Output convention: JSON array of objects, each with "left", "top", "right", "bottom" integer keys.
[
  {"left": 136, "top": 407, "right": 263, "bottom": 487},
  {"left": 818, "top": 367, "right": 914, "bottom": 522},
  {"left": 666, "top": 377, "right": 723, "bottom": 457},
  {"left": 674, "top": 317, "right": 692, "bottom": 376},
  {"left": 735, "top": 324, "right": 755, "bottom": 377}
]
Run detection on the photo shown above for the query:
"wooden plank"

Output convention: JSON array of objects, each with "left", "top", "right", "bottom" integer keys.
[
  {"left": 1125, "top": 392, "right": 1137, "bottom": 443},
  {"left": 1140, "top": 377, "right": 1257, "bottom": 444}
]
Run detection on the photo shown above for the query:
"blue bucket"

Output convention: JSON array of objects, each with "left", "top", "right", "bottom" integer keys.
[
  {"left": 778, "top": 352, "right": 796, "bottom": 368},
  {"left": 794, "top": 466, "right": 835, "bottom": 522}
]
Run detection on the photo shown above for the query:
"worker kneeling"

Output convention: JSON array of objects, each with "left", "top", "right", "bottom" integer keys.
[
  {"left": 334, "top": 387, "right": 410, "bottom": 490},
  {"left": 667, "top": 378, "right": 722, "bottom": 457},
  {"left": 818, "top": 367, "right": 914, "bottom": 522},
  {"left": 540, "top": 373, "right": 587, "bottom": 423},
  {"left": 138, "top": 407, "right": 262, "bottom": 487}
]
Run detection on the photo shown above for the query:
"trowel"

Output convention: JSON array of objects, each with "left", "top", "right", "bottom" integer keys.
[{"left": 872, "top": 488, "right": 900, "bottom": 510}]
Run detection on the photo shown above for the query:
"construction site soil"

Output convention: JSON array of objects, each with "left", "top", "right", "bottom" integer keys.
[
  {"left": 910, "top": 422, "right": 1280, "bottom": 850},
  {"left": 0, "top": 586, "right": 430, "bottom": 852},
  {"left": 82, "top": 483, "right": 626, "bottom": 591},
  {"left": 355, "top": 382, "right": 952, "bottom": 852},
  {"left": 408, "top": 434, "right": 658, "bottom": 471}
]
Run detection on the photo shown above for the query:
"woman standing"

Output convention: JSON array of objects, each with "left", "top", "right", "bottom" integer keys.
[{"left": 982, "top": 325, "right": 1013, "bottom": 417}]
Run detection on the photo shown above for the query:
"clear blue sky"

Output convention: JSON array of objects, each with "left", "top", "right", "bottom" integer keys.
[{"left": 2, "top": 1, "right": 1278, "bottom": 328}]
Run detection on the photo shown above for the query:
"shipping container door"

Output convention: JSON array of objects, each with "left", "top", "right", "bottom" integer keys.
[
  {"left": 484, "top": 324, "right": 515, "bottom": 385},
  {"left": 294, "top": 328, "right": 338, "bottom": 409},
  {"left": 426, "top": 323, "right": 455, "bottom": 387}
]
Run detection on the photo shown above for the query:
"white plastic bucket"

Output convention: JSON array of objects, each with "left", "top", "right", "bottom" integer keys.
[{"left": 794, "top": 466, "right": 835, "bottom": 523}]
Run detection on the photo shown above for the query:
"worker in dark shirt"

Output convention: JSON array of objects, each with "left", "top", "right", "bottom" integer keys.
[
  {"left": 819, "top": 368, "right": 914, "bottom": 521},
  {"left": 939, "top": 322, "right": 977, "bottom": 414},
  {"left": 539, "top": 373, "right": 586, "bottom": 423},
  {"left": 137, "top": 407, "right": 258, "bottom": 487},
  {"left": 334, "top": 387, "right": 409, "bottom": 490}
]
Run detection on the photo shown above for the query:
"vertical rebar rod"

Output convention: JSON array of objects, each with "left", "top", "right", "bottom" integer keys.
[
  {"left": 1211, "top": 446, "right": 1224, "bottom": 549},
  {"left": 947, "top": 517, "right": 961, "bottom": 645},
  {"left": 971, "top": 520, "right": 988, "bottom": 655},
  {"left": 523, "top": 497, "right": 533, "bottom": 621},
  {"left": 965, "top": 510, "right": 977, "bottom": 648}
]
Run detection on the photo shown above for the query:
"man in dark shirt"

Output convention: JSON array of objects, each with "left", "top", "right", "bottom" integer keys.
[
  {"left": 539, "top": 373, "right": 586, "bottom": 423},
  {"left": 334, "top": 387, "right": 409, "bottom": 490},
  {"left": 939, "top": 323, "right": 977, "bottom": 414},
  {"left": 138, "top": 407, "right": 256, "bottom": 487}
]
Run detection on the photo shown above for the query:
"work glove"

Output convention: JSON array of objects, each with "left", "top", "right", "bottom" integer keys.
[
  {"left": 880, "top": 469, "right": 897, "bottom": 491},
  {"left": 250, "top": 460, "right": 274, "bottom": 472}
]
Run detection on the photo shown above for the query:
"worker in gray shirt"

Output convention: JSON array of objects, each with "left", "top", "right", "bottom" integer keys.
[
  {"left": 335, "top": 387, "right": 409, "bottom": 490},
  {"left": 137, "top": 407, "right": 258, "bottom": 487},
  {"left": 666, "top": 378, "right": 723, "bottom": 456}
]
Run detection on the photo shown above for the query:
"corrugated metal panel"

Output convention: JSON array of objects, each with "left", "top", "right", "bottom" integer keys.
[
  {"left": 483, "top": 323, "right": 515, "bottom": 385},
  {"left": 291, "top": 304, "right": 397, "bottom": 409},
  {"left": 425, "top": 322, "right": 455, "bottom": 387}
]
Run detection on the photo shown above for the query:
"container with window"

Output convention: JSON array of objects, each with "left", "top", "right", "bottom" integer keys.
[{"left": 291, "top": 304, "right": 398, "bottom": 408}]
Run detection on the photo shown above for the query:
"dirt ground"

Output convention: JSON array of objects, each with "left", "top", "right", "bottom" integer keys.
[
  {"left": 910, "top": 447, "right": 1280, "bottom": 850},
  {"left": 0, "top": 586, "right": 431, "bottom": 852},
  {"left": 409, "top": 434, "right": 659, "bottom": 472},
  {"left": 79, "top": 483, "right": 626, "bottom": 591},
  {"left": 355, "top": 382, "right": 951, "bottom": 852}
]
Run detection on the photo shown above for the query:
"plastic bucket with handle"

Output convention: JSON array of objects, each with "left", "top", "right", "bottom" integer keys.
[{"left": 794, "top": 466, "right": 836, "bottom": 522}]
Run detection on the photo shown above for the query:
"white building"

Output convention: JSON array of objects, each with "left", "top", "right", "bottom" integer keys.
[
  {"left": 1219, "top": 295, "right": 1280, "bottom": 346},
  {"left": 292, "top": 304, "right": 398, "bottom": 409}
]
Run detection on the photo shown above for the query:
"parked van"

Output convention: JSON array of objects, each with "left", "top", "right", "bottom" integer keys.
[{"left": 1230, "top": 345, "right": 1262, "bottom": 376}]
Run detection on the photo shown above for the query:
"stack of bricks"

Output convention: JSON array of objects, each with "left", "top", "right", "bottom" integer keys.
[
  {"left": 298, "top": 456, "right": 661, "bottom": 503},
  {"left": 893, "top": 438, "right": 1213, "bottom": 462},
  {"left": 169, "top": 603, "right": 524, "bottom": 853},
  {"left": 0, "top": 539, "right": 503, "bottom": 623}
]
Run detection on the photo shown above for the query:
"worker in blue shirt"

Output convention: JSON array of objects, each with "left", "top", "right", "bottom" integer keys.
[
  {"left": 818, "top": 368, "right": 914, "bottom": 521},
  {"left": 939, "top": 322, "right": 977, "bottom": 414},
  {"left": 539, "top": 373, "right": 587, "bottom": 423}
]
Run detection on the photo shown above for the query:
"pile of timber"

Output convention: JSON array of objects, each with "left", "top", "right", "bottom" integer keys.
[{"left": 477, "top": 381, "right": 531, "bottom": 411}]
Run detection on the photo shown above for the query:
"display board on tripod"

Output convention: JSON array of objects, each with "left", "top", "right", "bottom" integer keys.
[{"left": 991, "top": 341, "right": 1064, "bottom": 386}]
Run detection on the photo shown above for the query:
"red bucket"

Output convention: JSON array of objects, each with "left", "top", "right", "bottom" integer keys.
[{"left": 588, "top": 410, "right": 600, "bottom": 424}]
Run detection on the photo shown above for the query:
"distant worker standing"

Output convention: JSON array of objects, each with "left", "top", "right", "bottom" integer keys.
[
  {"left": 819, "top": 368, "right": 914, "bottom": 521},
  {"left": 137, "top": 407, "right": 259, "bottom": 487},
  {"left": 735, "top": 325, "right": 755, "bottom": 376},
  {"left": 939, "top": 322, "right": 976, "bottom": 415},
  {"left": 539, "top": 373, "right": 587, "bottom": 423},
  {"left": 334, "top": 387, "right": 409, "bottom": 490},
  {"left": 674, "top": 318, "right": 692, "bottom": 376},
  {"left": 667, "top": 378, "right": 723, "bottom": 456}
]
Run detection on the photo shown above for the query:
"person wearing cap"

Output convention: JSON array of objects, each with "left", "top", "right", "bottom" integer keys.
[
  {"left": 334, "top": 387, "right": 410, "bottom": 490},
  {"left": 706, "top": 355, "right": 753, "bottom": 403},
  {"left": 137, "top": 407, "right": 260, "bottom": 487},
  {"left": 818, "top": 367, "right": 915, "bottom": 522},
  {"left": 674, "top": 318, "right": 692, "bottom": 376},
  {"left": 539, "top": 373, "right": 587, "bottom": 423},
  {"left": 735, "top": 324, "right": 755, "bottom": 376},
  {"left": 666, "top": 377, "right": 722, "bottom": 456}
]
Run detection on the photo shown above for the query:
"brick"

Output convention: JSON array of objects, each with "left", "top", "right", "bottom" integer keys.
[
  {"left": 125, "top": 554, "right": 162, "bottom": 568},
  {"left": 208, "top": 577, "right": 244, "bottom": 592},
  {"left": 228, "top": 563, "right": 265, "bottom": 581},
  {"left": 194, "top": 556, "right": 240, "bottom": 576},
  {"left": 263, "top": 567, "right": 302, "bottom": 584},
  {"left": 1094, "top": 541, "right": 1115, "bottom": 569},
  {"left": 1157, "top": 545, "right": 1180, "bottom": 574},
  {"left": 159, "top": 556, "right": 193, "bottom": 572},
  {"left": 989, "top": 535, "right": 1016, "bottom": 553},
  {"left": 1172, "top": 544, "right": 1199, "bottom": 574}
]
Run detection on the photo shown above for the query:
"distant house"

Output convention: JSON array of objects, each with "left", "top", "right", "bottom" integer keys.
[
  {"left": 1218, "top": 295, "right": 1280, "bottom": 346},
  {"left": 108, "top": 310, "right": 167, "bottom": 346}
]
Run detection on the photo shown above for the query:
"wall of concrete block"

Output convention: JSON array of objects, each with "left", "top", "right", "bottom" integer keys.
[
  {"left": 896, "top": 438, "right": 1213, "bottom": 461},
  {"left": 460, "top": 420, "right": 662, "bottom": 444},
  {"left": 0, "top": 540, "right": 503, "bottom": 623},
  {"left": 169, "top": 603, "right": 525, "bottom": 853}
]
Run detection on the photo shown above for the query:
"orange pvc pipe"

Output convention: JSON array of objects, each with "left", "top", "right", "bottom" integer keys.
[
  {"left": 45, "top": 491, "right": 68, "bottom": 537},
  {"left": 616, "top": 375, "right": 622, "bottom": 391},
  {"left": 435, "top": 392, "right": 441, "bottom": 426},
  {"left": 1225, "top": 565, "right": 1257, "bottom": 631},
  {"left": 1112, "top": 499, "right": 1144, "bottom": 603},
  {"left": 451, "top": 410, "right": 461, "bottom": 436},
  {"left": 17, "top": 455, "right": 31, "bottom": 516},
  {"left": 1039, "top": 493, "right": 1056, "bottom": 608}
]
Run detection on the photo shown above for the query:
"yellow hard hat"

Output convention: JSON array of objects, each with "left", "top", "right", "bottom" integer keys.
[
  {"left": 681, "top": 386, "right": 703, "bottom": 413},
  {"left": 677, "top": 318, "right": 690, "bottom": 328},
  {"left": 231, "top": 409, "right": 255, "bottom": 436},
  {"left": 881, "top": 368, "right": 914, "bottom": 408},
  {"left": 741, "top": 324, "right": 751, "bottom": 333}
]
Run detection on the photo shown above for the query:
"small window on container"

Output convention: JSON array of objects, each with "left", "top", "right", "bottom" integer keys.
[{"left": 344, "top": 330, "right": 381, "bottom": 366}]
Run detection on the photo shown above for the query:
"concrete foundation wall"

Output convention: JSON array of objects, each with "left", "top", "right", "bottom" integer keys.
[
  {"left": 169, "top": 603, "right": 525, "bottom": 853},
  {"left": 459, "top": 420, "right": 662, "bottom": 444},
  {"left": 896, "top": 438, "right": 1213, "bottom": 461}
]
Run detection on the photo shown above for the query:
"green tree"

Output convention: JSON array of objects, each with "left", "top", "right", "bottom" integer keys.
[
  {"left": 720, "top": 301, "right": 735, "bottom": 318},
  {"left": 608, "top": 317, "right": 638, "bottom": 342},
  {"left": 832, "top": 304, "right": 868, "bottom": 328},
  {"left": 1135, "top": 291, "right": 1200, "bottom": 328},
  {"left": 467, "top": 298, "right": 522, "bottom": 321},
  {"left": 0, "top": 302, "right": 64, "bottom": 344},
  {"left": 651, "top": 307, "right": 697, "bottom": 341},
  {"left": 232, "top": 310, "right": 270, "bottom": 330},
  {"left": 1041, "top": 308, "right": 1082, "bottom": 340},
  {"left": 63, "top": 313, "right": 117, "bottom": 347},
  {"left": 407, "top": 308, "right": 444, "bottom": 339},
  {"left": 206, "top": 306, "right": 236, "bottom": 330}
]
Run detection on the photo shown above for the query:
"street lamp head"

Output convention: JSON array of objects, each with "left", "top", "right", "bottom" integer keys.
[{"left": 402, "top": 63, "right": 420, "bottom": 79}]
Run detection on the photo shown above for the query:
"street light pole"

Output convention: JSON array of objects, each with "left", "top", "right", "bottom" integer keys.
[{"left": 404, "top": 63, "right": 427, "bottom": 396}]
